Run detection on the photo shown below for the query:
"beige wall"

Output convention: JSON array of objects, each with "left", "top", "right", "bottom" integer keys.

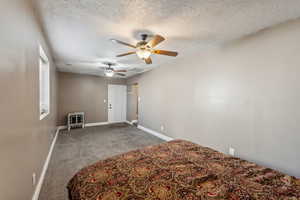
[
  {"left": 0, "top": 1, "right": 58, "bottom": 199},
  {"left": 127, "top": 19, "right": 300, "bottom": 177},
  {"left": 58, "top": 72, "right": 126, "bottom": 125}
]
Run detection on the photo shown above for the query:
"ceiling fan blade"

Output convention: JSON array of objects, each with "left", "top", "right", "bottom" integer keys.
[
  {"left": 111, "top": 39, "right": 136, "bottom": 48},
  {"left": 144, "top": 57, "right": 152, "bottom": 64},
  {"left": 114, "top": 69, "right": 127, "bottom": 72},
  {"left": 116, "top": 73, "right": 126, "bottom": 76},
  {"left": 147, "top": 35, "right": 165, "bottom": 48},
  {"left": 153, "top": 50, "right": 178, "bottom": 57},
  {"left": 116, "top": 52, "right": 136, "bottom": 57}
]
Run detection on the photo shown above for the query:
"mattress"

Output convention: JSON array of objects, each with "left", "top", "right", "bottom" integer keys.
[{"left": 67, "top": 140, "right": 300, "bottom": 199}]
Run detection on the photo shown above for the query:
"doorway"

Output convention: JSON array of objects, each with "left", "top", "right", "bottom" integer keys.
[
  {"left": 107, "top": 84, "right": 127, "bottom": 123},
  {"left": 127, "top": 83, "right": 139, "bottom": 126}
]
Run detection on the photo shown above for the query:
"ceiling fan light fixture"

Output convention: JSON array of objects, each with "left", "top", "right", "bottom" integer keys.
[
  {"left": 136, "top": 49, "right": 151, "bottom": 59},
  {"left": 105, "top": 69, "right": 114, "bottom": 77}
]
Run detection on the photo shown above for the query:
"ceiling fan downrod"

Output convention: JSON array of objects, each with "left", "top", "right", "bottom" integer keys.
[{"left": 141, "top": 34, "right": 148, "bottom": 41}]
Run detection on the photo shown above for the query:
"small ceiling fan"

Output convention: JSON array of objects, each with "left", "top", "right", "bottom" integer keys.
[
  {"left": 111, "top": 34, "right": 178, "bottom": 64},
  {"left": 102, "top": 62, "right": 127, "bottom": 77}
]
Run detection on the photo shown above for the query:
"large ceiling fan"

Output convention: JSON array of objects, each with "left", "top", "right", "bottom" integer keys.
[
  {"left": 102, "top": 62, "right": 127, "bottom": 77},
  {"left": 111, "top": 34, "right": 178, "bottom": 64}
]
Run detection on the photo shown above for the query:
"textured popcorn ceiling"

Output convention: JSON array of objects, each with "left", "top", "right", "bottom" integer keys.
[{"left": 36, "top": 0, "right": 300, "bottom": 77}]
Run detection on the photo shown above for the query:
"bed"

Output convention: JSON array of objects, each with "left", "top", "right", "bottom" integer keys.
[{"left": 67, "top": 140, "right": 300, "bottom": 199}]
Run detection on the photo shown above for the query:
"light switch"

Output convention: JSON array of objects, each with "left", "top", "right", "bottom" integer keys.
[
  {"left": 32, "top": 173, "right": 36, "bottom": 186},
  {"left": 229, "top": 147, "right": 235, "bottom": 156}
]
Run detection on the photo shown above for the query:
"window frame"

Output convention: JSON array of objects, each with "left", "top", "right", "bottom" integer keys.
[{"left": 39, "top": 45, "right": 50, "bottom": 120}]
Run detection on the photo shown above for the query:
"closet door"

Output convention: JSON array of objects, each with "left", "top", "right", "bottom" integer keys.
[{"left": 108, "top": 84, "right": 127, "bottom": 123}]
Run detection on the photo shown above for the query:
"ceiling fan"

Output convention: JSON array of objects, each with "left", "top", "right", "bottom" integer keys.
[
  {"left": 111, "top": 34, "right": 178, "bottom": 64},
  {"left": 102, "top": 62, "right": 127, "bottom": 77}
]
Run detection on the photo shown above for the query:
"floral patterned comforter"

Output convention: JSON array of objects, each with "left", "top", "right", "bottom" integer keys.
[{"left": 67, "top": 140, "right": 300, "bottom": 200}]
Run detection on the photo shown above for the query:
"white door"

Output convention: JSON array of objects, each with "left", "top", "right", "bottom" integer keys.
[{"left": 108, "top": 84, "right": 127, "bottom": 123}]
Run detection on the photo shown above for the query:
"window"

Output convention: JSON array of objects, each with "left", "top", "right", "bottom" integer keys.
[{"left": 39, "top": 45, "right": 50, "bottom": 120}]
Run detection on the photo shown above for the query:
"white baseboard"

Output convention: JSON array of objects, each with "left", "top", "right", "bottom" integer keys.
[
  {"left": 85, "top": 121, "right": 109, "bottom": 127},
  {"left": 57, "top": 125, "right": 67, "bottom": 130},
  {"left": 126, "top": 120, "right": 138, "bottom": 125},
  {"left": 137, "top": 125, "right": 174, "bottom": 141},
  {"left": 32, "top": 126, "right": 62, "bottom": 200},
  {"left": 58, "top": 121, "right": 129, "bottom": 130}
]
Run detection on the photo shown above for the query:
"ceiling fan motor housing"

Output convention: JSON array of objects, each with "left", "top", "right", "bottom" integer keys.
[
  {"left": 102, "top": 62, "right": 116, "bottom": 67},
  {"left": 136, "top": 41, "right": 148, "bottom": 48}
]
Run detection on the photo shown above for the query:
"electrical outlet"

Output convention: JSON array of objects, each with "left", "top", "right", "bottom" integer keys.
[
  {"left": 229, "top": 147, "right": 235, "bottom": 156},
  {"left": 160, "top": 125, "right": 165, "bottom": 132},
  {"left": 32, "top": 173, "right": 36, "bottom": 186}
]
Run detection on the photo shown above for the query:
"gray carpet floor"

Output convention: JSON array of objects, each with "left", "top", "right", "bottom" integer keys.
[{"left": 39, "top": 123, "right": 164, "bottom": 200}]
